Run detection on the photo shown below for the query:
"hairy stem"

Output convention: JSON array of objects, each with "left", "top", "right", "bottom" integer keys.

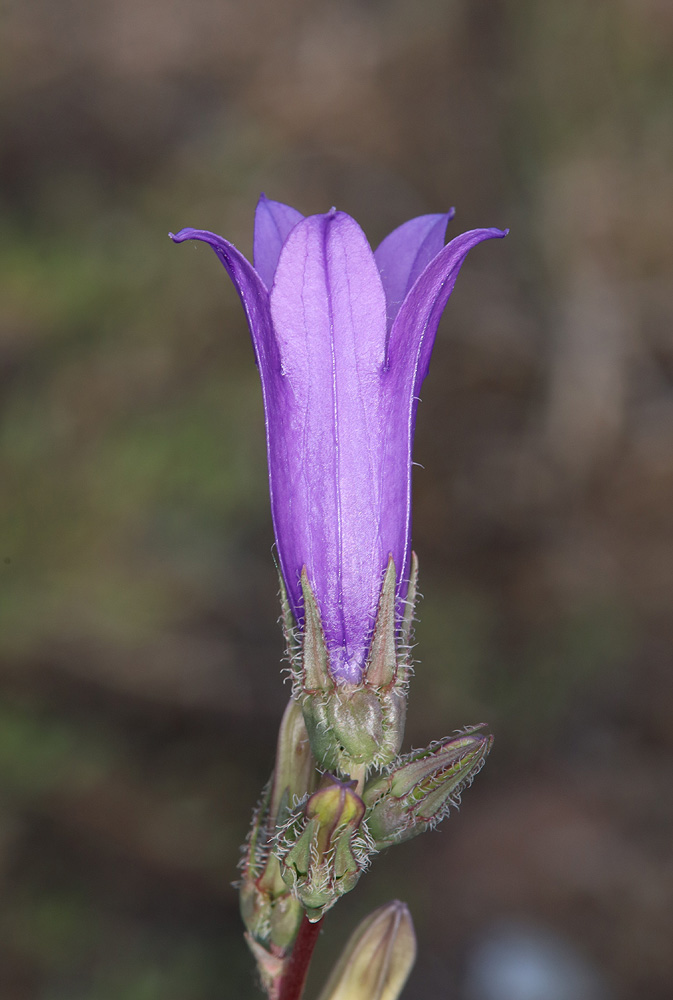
[{"left": 278, "top": 914, "right": 324, "bottom": 1000}]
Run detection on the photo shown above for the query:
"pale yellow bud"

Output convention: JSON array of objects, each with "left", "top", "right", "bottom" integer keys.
[{"left": 317, "top": 900, "right": 416, "bottom": 1000}]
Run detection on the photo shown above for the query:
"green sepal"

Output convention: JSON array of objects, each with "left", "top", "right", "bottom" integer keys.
[
  {"left": 366, "top": 558, "right": 398, "bottom": 687},
  {"left": 399, "top": 551, "right": 418, "bottom": 652},
  {"left": 296, "top": 558, "right": 412, "bottom": 775},
  {"left": 300, "top": 567, "right": 332, "bottom": 692},
  {"left": 278, "top": 570, "right": 302, "bottom": 669}
]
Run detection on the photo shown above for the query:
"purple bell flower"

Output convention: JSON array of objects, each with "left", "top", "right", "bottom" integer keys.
[{"left": 171, "top": 196, "right": 506, "bottom": 686}]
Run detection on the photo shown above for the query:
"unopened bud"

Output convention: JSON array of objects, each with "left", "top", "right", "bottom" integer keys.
[
  {"left": 239, "top": 698, "right": 318, "bottom": 994},
  {"left": 363, "top": 727, "right": 493, "bottom": 849},
  {"left": 297, "top": 558, "right": 413, "bottom": 774},
  {"left": 316, "top": 900, "right": 417, "bottom": 1000},
  {"left": 278, "top": 774, "right": 371, "bottom": 921},
  {"left": 268, "top": 692, "right": 318, "bottom": 826}
]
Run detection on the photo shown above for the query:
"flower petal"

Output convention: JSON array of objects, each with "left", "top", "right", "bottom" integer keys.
[
  {"left": 170, "top": 227, "right": 279, "bottom": 373},
  {"left": 268, "top": 212, "right": 388, "bottom": 681},
  {"left": 387, "top": 226, "right": 508, "bottom": 385},
  {"left": 383, "top": 226, "right": 508, "bottom": 582},
  {"left": 169, "top": 231, "right": 287, "bottom": 578},
  {"left": 374, "top": 211, "right": 455, "bottom": 332},
  {"left": 253, "top": 194, "right": 305, "bottom": 290}
]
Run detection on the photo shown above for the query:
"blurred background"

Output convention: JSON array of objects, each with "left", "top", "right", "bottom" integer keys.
[{"left": 1, "top": 1, "right": 672, "bottom": 998}]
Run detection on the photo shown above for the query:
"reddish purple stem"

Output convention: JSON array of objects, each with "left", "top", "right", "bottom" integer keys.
[{"left": 278, "top": 914, "right": 324, "bottom": 1000}]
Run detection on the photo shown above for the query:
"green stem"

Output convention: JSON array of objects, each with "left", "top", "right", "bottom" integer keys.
[
  {"left": 278, "top": 914, "right": 324, "bottom": 1000},
  {"left": 350, "top": 764, "right": 366, "bottom": 795}
]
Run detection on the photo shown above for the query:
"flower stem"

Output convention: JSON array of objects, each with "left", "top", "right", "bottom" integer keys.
[
  {"left": 350, "top": 764, "right": 366, "bottom": 795},
  {"left": 278, "top": 914, "right": 324, "bottom": 1000}
]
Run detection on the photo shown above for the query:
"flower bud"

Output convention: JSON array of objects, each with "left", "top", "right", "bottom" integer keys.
[
  {"left": 296, "top": 558, "right": 413, "bottom": 775},
  {"left": 363, "top": 727, "right": 493, "bottom": 849},
  {"left": 316, "top": 900, "right": 416, "bottom": 1000},
  {"left": 239, "top": 698, "right": 318, "bottom": 995},
  {"left": 278, "top": 774, "right": 372, "bottom": 921}
]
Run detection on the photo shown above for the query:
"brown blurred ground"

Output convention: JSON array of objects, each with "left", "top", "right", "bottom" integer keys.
[{"left": 1, "top": 1, "right": 672, "bottom": 998}]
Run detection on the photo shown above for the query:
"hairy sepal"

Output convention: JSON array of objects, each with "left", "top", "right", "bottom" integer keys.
[{"left": 296, "top": 559, "right": 413, "bottom": 775}]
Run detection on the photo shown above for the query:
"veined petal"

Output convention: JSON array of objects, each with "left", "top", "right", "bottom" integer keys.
[
  {"left": 254, "top": 194, "right": 305, "bottom": 290},
  {"left": 169, "top": 227, "right": 279, "bottom": 373},
  {"left": 374, "top": 211, "right": 455, "bottom": 332},
  {"left": 382, "top": 226, "right": 508, "bottom": 584},
  {"left": 268, "top": 211, "right": 388, "bottom": 682}
]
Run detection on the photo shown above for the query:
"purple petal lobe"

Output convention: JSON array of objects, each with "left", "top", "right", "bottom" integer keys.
[
  {"left": 388, "top": 227, "right": 508, "bottom": 386},
  {"left": 170, "top": 227, "right": 279, "bottom": 373},
  {"left": 253, "top": 194, "right": 305, "bottom": 290},
  {"left": 374, "top": 211, "right": 455, "bottom": 331},
  {"left": 383, "top": 226, "right": 508, "bottom": 584},
  {"left": 268, "top": 212, "right": 388, "bottom": 682}
]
